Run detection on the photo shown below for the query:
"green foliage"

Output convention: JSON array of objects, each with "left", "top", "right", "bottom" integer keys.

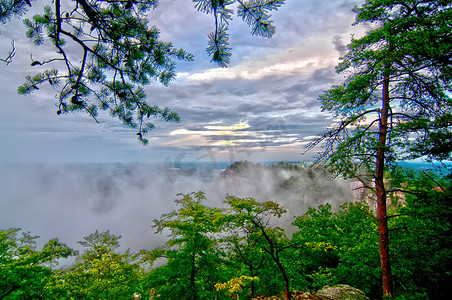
[
  {"left": 388, "top": 170, "right": 452, "bottom": 299},
  {"left": 149, "top": 192, "right": 228, "bottom": 299},
  {"left": 237, "top": 0, "right": 284, "bottom": 38},
  {"left": 308, "top": 0, "right": 451, "bottom": 174},
  {"left": 307, "top": 2, "right": 451, "bottom": 296},
  {"left": 0, "top": 228, "right": 76, "bottom": 299},
  {"left": 0, "top": 0, "right": 31, "bottom": 25},
  {"left": 1, "top": 173, "right": 451, "bottom": 299},
  {"left": 46, "top": 230, "right": 145, "bottom": 300},
  {"left": 195, "top": 0, "right": 285, "bottom": 67},
  {"left": 292, "top": 202, "right": 381, "bottom": 297},
  {"left": 290, "top": 167, "right": 452, "bottom": 299},
  {"left": 223, "top": 195, "right": 294, "bottom": 298},
  {"left": 15, "top": 0, "right": 195, "bottom": 144},
  {"left": 147, "top": 192, "right": 295, "bottom": 299}
]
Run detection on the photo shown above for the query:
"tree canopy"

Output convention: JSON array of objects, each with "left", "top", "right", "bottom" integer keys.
[
  {"left": 0, "top": 228, "right": 76, "bottom": 299},
  {"left": 310, "top": 0, "right": 451, "bottom": 172},
  {"left": 145, "top": 192, "right": 294, "bottom": 299}
]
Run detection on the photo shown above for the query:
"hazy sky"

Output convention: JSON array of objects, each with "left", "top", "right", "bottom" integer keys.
[{"left": 0, "top": 0, "right": 365, "bottom": 164}]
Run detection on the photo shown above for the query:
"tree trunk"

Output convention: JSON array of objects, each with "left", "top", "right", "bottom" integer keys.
[
  {"left": 255, "top": 220, "right": 291, "bottom": 300},
  {"left": 0, "top": 285, "right": 19, "bottom": 299},
  {"left": 249, "top": 265, "right": 256, "bottom": 297},
  {"left": 274, "top": 257, "right": 290, "bottom": 300},
  {"left": 375, "top": 73, "right": 393, "bottom": 298},
  {"left": 190, "top": 239, "right": 197, "bottom": 300}
]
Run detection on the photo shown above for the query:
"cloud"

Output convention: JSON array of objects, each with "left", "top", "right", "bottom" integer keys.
[
  {"left": 0, "top": 0, "right": 362, "bottom": 164},
  {"left": 332, "top": 34, "right": 349, "bottom": 56},
  {"left": 184, "top": 37, "right": 339, "bottom": 82},
  {"left": 0, "top": 161, "right": 359, "bottom": 252}
]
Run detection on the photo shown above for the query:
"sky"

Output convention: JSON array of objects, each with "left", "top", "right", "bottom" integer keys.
[{"left": 0, "top": 0, "right": 366, "bottom": 164}]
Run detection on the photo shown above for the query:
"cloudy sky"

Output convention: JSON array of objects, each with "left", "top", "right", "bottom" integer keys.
[{"left": 0, "top": 0, "right": 366, "bottom": 164}]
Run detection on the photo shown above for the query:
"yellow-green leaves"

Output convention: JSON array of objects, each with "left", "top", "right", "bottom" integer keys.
[{"left": 215, "top": 275, "right": 259, "bottom": 295}]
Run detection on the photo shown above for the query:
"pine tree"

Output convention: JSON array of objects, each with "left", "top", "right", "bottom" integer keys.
[{"left": 306, "top": 0, "right": 451, "bottom": 297}]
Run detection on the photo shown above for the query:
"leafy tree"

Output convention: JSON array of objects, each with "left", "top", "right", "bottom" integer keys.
[
  {"left": 1, "top": 0, "right": 285, "bottom": 143},
  {"left": 149, "top": 192, "right": 227, "bottom": 300},
  {"left": 291, "top": 169, "right": 452, "bottom": 299},
  {"left": 292, "top": 203, "right": 381, "bottom": 298},
  {"left": 49, "top": 230, "right": 143, "bottom": 299},
  {"left": 224, "top": 195, "right": 294, "bottom": 300},
  {"left": 149, "top": 192, "right": 297, "bottom": 299},
  {"left": 222, "top": 226, "right": 271, "bottom": 297},
  {"left": 388, "top": 169, "right": 452, "bottom": 299},
  {"left": 306, "top": 0, "right": 451, "bottom": 297},
  {"left": 0, "top": 228, "right": 76, "bottom": 299}
]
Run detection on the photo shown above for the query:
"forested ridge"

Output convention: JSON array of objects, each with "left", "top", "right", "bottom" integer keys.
[{"left": 1, "top": 163, "right": 451, "bottom": 300}]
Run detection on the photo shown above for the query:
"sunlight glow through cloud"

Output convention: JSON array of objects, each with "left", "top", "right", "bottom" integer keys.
[
  {"left": 205, "top": 122, "right": 250, "bottom": 131},
  {"left": 170, "top": 121, "right": 250, "bottom": 137},
  {"left": 168, "top": 119, "right": 300, "bottom": 151}
]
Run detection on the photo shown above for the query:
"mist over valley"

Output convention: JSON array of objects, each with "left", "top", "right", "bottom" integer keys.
[{"left": 0, "top": 161, "right": 359, "bottom": 252}]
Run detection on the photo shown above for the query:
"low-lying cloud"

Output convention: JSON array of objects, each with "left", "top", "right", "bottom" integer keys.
[{"left": 0, "top": 161, "right": 359, "bottom": 254}]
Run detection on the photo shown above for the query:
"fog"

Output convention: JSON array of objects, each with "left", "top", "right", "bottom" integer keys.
[{"left": 0, "top": 161, "right": 360, "bottom": 254}]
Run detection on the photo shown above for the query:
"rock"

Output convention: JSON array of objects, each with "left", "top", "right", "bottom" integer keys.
[
  {"left": 291, "top": 290, "right": 325, "bottom": 299},
  {"left": 316, "top": 284, "right": 370, "bottom": 300},
  {"left": 251, "top": 285, "right": 369, "bottom": 300}
]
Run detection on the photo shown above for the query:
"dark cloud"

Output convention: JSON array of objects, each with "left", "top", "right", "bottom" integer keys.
[
  {"left": 267, "top": 66, "right": 338, "bottom": 112},
  {"left": 228, "top": 88, "right": 258, "bottom": 97},
  {"left": 332, "top": 35, "right": 349, "bottom": 56}
]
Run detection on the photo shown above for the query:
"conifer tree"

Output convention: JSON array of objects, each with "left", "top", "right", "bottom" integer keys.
[
  {"left": 306, "top": 0, "right": 451, "bottom": 297},
  {"left": 1, "top": 0, "right": 285, "bottom": 143}
]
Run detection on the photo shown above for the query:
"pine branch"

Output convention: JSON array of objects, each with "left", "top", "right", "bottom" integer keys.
[{"left": 0, "top": 40, "right": 15, "bottom": 65}]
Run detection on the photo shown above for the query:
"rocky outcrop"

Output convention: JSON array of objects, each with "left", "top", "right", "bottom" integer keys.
[
  {"left": 251, "top": 284, "right": 369, "bottom": 300},
  {"left": 316, "top": 284, "right": 369, "bottom": 300}
]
